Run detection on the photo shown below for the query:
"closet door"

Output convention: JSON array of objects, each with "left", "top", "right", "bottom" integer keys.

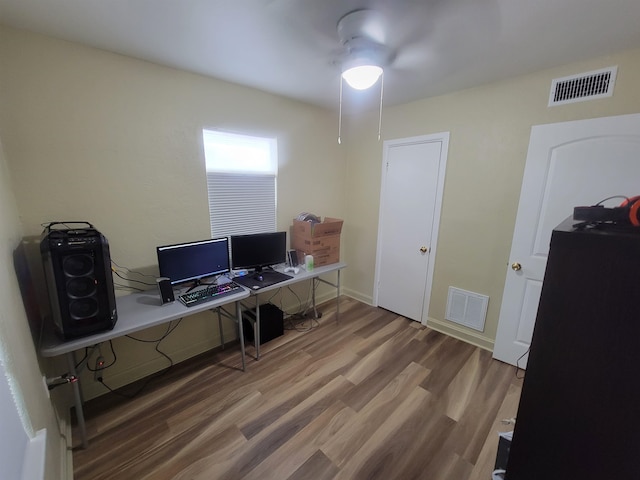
[{"left": 375, "top": 133, "right": 448, "bottom": 323}]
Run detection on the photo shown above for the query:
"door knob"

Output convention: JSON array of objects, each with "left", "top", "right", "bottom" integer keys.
[
  {"left": 420, "top": 246, "right": 429, "bottom": 253},
  {"left": 511, "top": 262, "right": 522, "bottom": 271}
]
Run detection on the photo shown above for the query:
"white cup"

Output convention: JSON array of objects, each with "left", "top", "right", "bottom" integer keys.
[{"left": 305, "top": 254, "right": 314, "bottom": 271}]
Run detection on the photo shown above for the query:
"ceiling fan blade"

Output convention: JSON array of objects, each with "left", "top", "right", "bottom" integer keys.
[{"left": 391, "top": 0, "right": 501, "bottom": 70}]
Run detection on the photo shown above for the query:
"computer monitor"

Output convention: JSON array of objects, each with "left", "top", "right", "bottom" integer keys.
[
  {"left": 156, "top": 237, "right": 230, "bottom": 286},
  {"left": 230, "top": 231, "right": 286, "bottom": 273}
]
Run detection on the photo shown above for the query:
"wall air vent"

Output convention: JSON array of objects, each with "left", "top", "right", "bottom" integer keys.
[
  {"left": 445, "top": 287, "right": 489, "bottom": 332},
  {"left": 548, "top": 66, "right": 617, "bottom": 107}
]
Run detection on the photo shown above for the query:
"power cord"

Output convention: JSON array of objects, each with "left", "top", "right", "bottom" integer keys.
[
  {"left": 96, "top": 320, "right": 181, "bottom": 399},
  {"left": 111, "top": 258, "right": 157, "bottom": 281},
  {"left": 515, "top": 346, "right": 530, "bottom": 379},
  {"left": 253, "top": 277, "right": 322, "bottom": 332},
  {"left": 283, "top": 278, "right": 322, "bottom": 331},
  {"left": 46, "top": 373, "right": 78, "bottom": 391},
  {"left": 110, "top": 258, "right": 157, "bottom": 292}
]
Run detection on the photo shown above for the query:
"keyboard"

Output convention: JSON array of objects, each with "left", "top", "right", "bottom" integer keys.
[{"left": 178, "top": 282, "right": 243, "bottom": 307}]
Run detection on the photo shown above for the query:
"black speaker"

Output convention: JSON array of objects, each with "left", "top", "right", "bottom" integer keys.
[
  {"left": 242, "top": 303, "right": 284, "bottom": 344},
  {"left": 40, "top": 223, "right": 117, "bottom": 340},
  {"left": 156, "top": 277, "right": 175, "bottom": 304}
]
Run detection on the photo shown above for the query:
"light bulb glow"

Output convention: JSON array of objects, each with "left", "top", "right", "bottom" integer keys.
[{"left": 342, "top": 65, "right": 383, "bottom": 90}]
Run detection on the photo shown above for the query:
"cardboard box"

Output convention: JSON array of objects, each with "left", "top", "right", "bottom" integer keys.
[
  {"left": 311, "top": 250, "right": 340, "bottom": 267},
  {"left": 292, "top": 217, "right": 343, "bottom": 237},
  {"left": 291, "top": 247, "right": 339, "bottom": 267},
  {"left": 292, "top": 234, "right": 340, "bottom": 262},
  {"left": 291, "top": 233, "right": 340, "bottom": 253},
  {"left": 291, "top": 217, "right": 343, "bottom": 266}
]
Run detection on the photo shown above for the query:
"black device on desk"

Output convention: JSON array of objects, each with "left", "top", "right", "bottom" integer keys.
[{"left": 230, "top": 231, "right": 292, "bottom": 289}]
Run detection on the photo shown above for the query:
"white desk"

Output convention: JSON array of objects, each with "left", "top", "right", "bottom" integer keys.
[
  {"left": 40, "top": 287, "right": 250, "bottom": 448},
  {"left": 241, "top": 262, "right": 346, "bottom": 360},
  {"left": 39, "top": 261, "right": 345, "bottom": 448}
]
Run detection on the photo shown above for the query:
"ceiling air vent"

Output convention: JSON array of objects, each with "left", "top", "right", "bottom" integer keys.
[{"left": 548, "top": 66, "right": 617, "bottom": 107}]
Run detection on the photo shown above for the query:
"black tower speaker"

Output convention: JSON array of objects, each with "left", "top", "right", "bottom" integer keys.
[
  {"left": 506, "top": 217, "right": 640, "bottom": 479},
  {"left": 40, "top": 222, "right": 117, "bottom": 340}
]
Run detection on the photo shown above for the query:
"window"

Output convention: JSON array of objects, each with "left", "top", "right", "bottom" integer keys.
[{"left": 203, "top": 130, "right": 278, "bottom": 237}]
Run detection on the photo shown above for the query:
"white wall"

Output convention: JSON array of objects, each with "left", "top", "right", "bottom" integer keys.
[{"left": 0, "top": 135, "right": 63, "bottom": 478}]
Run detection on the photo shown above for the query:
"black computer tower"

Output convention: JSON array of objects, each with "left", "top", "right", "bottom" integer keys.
[
  {"left": 242, "top": 303, "right": 284, "bottom": 344},
  {"left": 40, "top": 224, "right": 117, "bottom": 339}
]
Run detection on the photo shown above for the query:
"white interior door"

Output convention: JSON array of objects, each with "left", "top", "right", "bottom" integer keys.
[
  {"left": 493, "top": 113, "right": 640, "bottom": 367},
  {"left": 375, "top": 133, "right": 449, "bottom": 322}
]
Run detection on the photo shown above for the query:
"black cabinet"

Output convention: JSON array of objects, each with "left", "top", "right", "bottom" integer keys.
[{"left": 506, "top": 218, "right": 640, "bottom": 480}]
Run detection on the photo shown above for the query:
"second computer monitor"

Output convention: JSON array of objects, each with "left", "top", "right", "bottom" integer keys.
[
  {"left": 157, "top": 237, "right": 230, "bottom": 286},
  {"left": 230, "top": 231, "right": 286, "bottom": 273}
]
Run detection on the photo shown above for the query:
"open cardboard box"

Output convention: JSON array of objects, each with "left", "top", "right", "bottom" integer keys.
[
  {"left": 291, "top": 217, "right": 343, "bottom": 266},
  {"left": 292, "top": 217, "right": 343, "bottom": 237}
]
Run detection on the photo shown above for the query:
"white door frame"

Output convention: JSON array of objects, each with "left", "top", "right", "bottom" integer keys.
[{"left": 374, "top": 132, "right": 449, "bottom": 325}]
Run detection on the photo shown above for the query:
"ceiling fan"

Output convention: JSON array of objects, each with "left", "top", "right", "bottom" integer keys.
[
  {"left": 333, "top": 9, "right": 395, "bottom": 143},
  {"left": 335, "top": 9, "right": 395, "bottom": 90}
]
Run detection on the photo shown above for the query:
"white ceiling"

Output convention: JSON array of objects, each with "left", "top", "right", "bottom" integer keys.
[{"left": 2, "top": 0, "right": 640, "bottom": 110}]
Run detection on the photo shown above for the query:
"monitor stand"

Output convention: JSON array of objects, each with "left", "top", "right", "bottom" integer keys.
[
  {"left": 250, "top": 265, "right": 277, "bottom": 282},
  {"left": 185, "top": 278, "right": 206, "bottom": 293}
]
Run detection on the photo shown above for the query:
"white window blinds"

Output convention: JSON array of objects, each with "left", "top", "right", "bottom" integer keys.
[{"left": 203, "top": 130, "right": 277, "bottom": 237}]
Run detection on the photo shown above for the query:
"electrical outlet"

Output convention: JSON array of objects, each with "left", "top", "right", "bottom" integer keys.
[{"left": 94, "top": 356, "right": 105, "bottom": 382}]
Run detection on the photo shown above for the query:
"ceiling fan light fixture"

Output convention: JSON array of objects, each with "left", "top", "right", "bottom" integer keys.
[
  {"left": 336, "top": 9, "right": 389, "bottom": 144},
  {"left": 342, "top": 64, "right": 383, "bottom": 90}
]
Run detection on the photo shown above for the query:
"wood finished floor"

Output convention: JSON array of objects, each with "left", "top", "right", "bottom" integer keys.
[{"left": 73, "top": 297, "right": 522, "bottom": 480}]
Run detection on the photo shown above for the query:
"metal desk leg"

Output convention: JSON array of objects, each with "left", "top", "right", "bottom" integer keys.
[
  {"left": 67, "top": 352, "right": 88, "bottom": 449},
  {"left": 336, "top": 269, "right": 341, "bottom": 322},
  {"left": 255, "top": 295, "right": 261, "bottom": 360},
  {"left": 236, "top": 301, "right": 246, "bottom": 372},
  {"left": 217, "top": 307, "right": 225, "bottom": 349},
  {"left": 312, "top": 278, "right": 318, "bottom": 318},
  {"left": 316, "top": 269, "right": 342, "bottom": 322}
]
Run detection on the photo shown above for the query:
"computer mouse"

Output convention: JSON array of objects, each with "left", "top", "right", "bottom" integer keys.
[{"left": 257, "top": 275, "right": 264, "bottom": 282}]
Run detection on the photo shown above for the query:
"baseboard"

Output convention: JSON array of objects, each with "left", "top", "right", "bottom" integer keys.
[
  {"left": 22, "top": 428, "right": 46, "bottom": 480},
  {"left": 341, "top": 287, "right": 373, "bottom": 305},
  {"left": 304, "top": 286, "right": 495, "bottom": 352},
  {"left": 325, "top": 288, "right": 495, "bottom": 352},
  {"left": 426, "top": 317, "right": 495, "bottom": 352}
]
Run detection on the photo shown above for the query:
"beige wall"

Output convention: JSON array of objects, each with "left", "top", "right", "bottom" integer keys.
[
  {"left": 343, "top": 48, "right": 640, "bottom": 349},
  {"left": 0, "top": 26, "right": 346, "bottom": 404},
  {"left": 0, "top": 136, "right": 64, "bottom": 478}
]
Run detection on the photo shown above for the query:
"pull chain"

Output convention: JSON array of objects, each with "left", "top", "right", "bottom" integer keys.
[
  {"left": 378, "top": 72, "right": 384, "bottom": 141},
  {"left": 338, "top": 72, "right": 384, "bottom": 144},
  {"left": 338, "top": 77, "right": 343, "bottom": 145}
]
